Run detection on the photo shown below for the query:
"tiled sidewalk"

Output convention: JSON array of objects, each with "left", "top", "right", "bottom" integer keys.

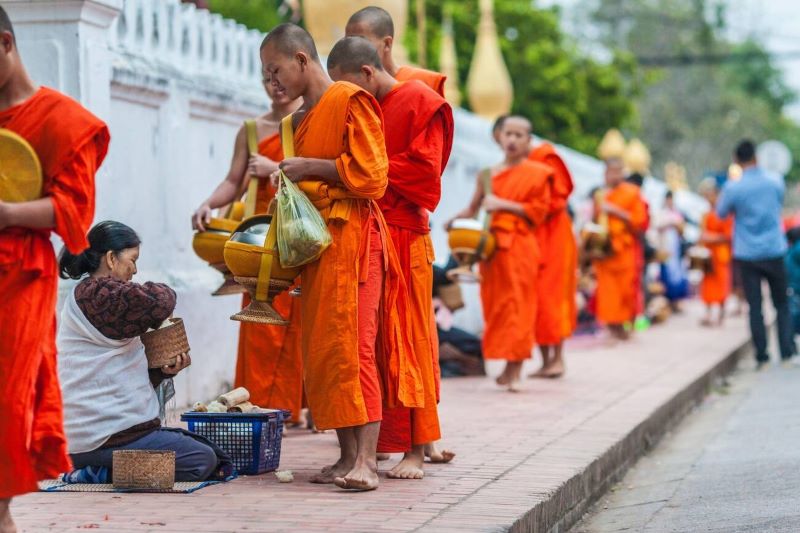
[{"left": 13, "top": 303, "right": 749, "bottom": 533}]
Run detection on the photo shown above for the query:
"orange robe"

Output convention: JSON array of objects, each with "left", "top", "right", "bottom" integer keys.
[
  {"left": 0, "top": 87, "right": 109, "bottom": 497},
  {"left": 289, "top": 81, "right": 424, "bottom": 430},
  {"left": 395, "top": 66, "right": 446, "bottom": 97},
  {"left": 593, "top": 183, "right": 649, "bottom": 325},
  {"left": 375, "top": 81, "right": 454, "bottom": 452},
  {"left": 529, "top": 143, "right": 577, "bottom": 345},
  {"left": 700, "top": 211, "right": 733, "bottom": 305},
  {"left": 234, "top": 133, "right": 304, "bottom": 421},
  {"left": 480, "top": 161, "right": 551, "bottom": 361}
]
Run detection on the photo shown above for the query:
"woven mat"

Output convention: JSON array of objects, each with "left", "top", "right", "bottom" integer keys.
[{"left": 39, "top": 479, "right": 220, "bottom": 494}]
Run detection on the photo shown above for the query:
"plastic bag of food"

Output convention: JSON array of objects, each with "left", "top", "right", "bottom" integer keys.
[{"left": 275, "top": 171, "right": 332, "bottom": 268}]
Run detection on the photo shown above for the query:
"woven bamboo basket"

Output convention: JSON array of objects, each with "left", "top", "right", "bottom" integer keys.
[
  {"left": 112, "top": 450, "right": 175, "bottom": 490},
  {"left": 140, "top": 318, "right": 190, "bottom": 369}
]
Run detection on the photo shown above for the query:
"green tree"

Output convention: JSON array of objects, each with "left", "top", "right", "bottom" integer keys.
[
  {"left": 206, "top": 0, "right": 289, "bottom": 33},
  {"left": 587, "top": 0, "right": 800, "bottom": 182},
  {"left": 404, "top": 0, "right": 636, "bottom": 157}
]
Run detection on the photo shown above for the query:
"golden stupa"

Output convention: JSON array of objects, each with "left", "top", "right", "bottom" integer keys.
[
  {"left": 439, "top": 10, "right": 461, "bottom": 107},
  {"left": 303, "top": 0, "right": 409, "bottom": 62},
  {"left": 466, "top": 0, "right": 513, "bottom": 119},
  {"left": 597, "top": 129, "right": 627, "bottom": 161},
  {"left": 624, "top": 138, "right": 651, "bottom": 174}
]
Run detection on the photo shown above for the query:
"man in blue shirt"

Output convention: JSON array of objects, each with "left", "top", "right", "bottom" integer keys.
[{"left": 717, "top": 140, "right": 794, "bottom": 367}]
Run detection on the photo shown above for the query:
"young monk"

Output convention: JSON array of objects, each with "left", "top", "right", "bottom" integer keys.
[
  {"left": 327, "top": 36, "right": 454, "bottom": 480},
  {"left": 449, "top": 116, "right": 551, "bottom": 391},
  {"left": 191, "top": 73, "right": 306, "bottom": 424},
  {"left": 592, "top": 158, "right": 649, "bottom": 340},
  {"left": 346, "top": 4, "right": 453, "bottom": 465},
  {"left": 346, "top": 6, "right": 446, "bottom": 97},
  {"left": 0, "top": 7, "right": 110, "bottom": 530},
  {"left": 260, "top": 23, "right": 423, "bottom": 491},
  {"left": 528, "top": 140, "right": 577, "bottom": 379},
  {"left": 698, "top": 178, "right": 733, "bottom": 327}
]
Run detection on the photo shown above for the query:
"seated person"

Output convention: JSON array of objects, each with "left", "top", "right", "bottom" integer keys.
[{"left": 57, "top": 221, "right": 231, "bottom": 482}]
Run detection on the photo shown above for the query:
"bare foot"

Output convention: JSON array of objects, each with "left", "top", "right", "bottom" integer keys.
[
  {"left": 0, "top": 499, "right": 16, "bottom": 533},
  {"left": 424, "top": 442, "right": 455, "bottom": 463},
  {"left": 527, "top": 366, "right": 550, "bottom": 379},
  {"left": 495, "top": 369, "right": 510, "bottom": 386},
  {"left": 376, "top": 453, "right": 391, "bottom": 461},
  {"left": 542, "top": 359, "right": 565, "bottom": 379},
  {"left": 699, "top": 318, "right": 713, "bottom": 327},
  {"left": 387, "top": 452, "right": 424, "bottom": 479},
  {"left": 334, "top": 461, "right": 379, "bottom": 491},
  {"left": 310, "top": 459, "right": 352, "bottom": 484}
]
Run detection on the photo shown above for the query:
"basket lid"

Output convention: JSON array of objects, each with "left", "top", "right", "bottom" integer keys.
[
  {"left": 450, "top": 218, "right": 484, "bottom": 231},
  {"left": 0, "top": 128, "right": 43, "bottom": 203}
]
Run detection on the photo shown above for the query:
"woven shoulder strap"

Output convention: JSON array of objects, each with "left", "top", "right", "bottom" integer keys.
[
  {"left": 479, "top": 168, "right": 493, "bottom": 231},
  {"left": 243, "top": 119, "right": 260, "bottom": 218},
  {"left": 281, "top": 115, "right": 295, "bottom": 158}
]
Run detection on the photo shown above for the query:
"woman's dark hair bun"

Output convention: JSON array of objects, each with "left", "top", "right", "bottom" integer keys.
[{"left": 59, "top": 220, "right": 141, "bottom": 280}]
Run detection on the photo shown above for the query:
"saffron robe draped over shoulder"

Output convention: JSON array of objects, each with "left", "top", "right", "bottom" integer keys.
[
  {"left": 234, "top": 133, "right": 304, "bottom": 422},
  {"left": 395, "top": 66, "right": 447, "bottom": 98},
  {"left": 592, "top": 182, "right": 649, "bottom": 325},
  {"left": 0, "top": 87, "right": 109, "bottom": 498},
  {"left": 375, "top": 81, "right": 454, "bottom": 452},
  {"left": 529, "top": 143, "right": 577, "bottom": 345},
  {"left": 700, "top": 211, "right": 734, "bottom": 305},
  {"left": 480, "top": 161, "right": 551, "bottom": 362},
  {"left": 289, "top": 81, "right": 423, "bottom": 430}
]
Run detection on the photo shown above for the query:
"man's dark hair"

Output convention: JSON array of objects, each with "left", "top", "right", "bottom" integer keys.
[
  {"left": 347, "top": 6, "right": 394, "bottom": 38},
  {"left": 734, "top": 139, "right": 756, "bottom": 164},
  {"left": 665, "top": 190, "right": 673, "bottom": 200},
  {"left": 0, "top": 6, "right": 15, "bottom": 39},
  {"left": 327, "top": 36, "right": 384, "bottom": 74},
  {"left": 626, "top": 172, "right": 644, "bottom": 187},
  {"left": 261, "top": 23, "right": 319, "bottom": 62},
  {"left": 492, "top": 114, "right": 508, "bottom": 135}
]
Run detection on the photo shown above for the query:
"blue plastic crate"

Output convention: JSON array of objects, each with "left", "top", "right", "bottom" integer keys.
[{"left": 181, "top": 410, "right": 289, "bottom": 475}]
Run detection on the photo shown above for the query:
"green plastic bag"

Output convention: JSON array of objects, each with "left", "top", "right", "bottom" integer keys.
[{"left": 275, "top": 171, "right": 332, "bottom": 268}]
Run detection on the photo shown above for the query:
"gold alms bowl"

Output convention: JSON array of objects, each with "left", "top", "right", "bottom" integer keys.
[{"left": 446, "top": 218, "right": 496, "bottom": 282}]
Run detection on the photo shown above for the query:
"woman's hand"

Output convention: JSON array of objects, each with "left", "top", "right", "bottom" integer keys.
[
  {"left": 248, "top": 154, "right": 277, "bottom": 178},
  {"left": 192, "top": 203, "right": 212, "bottom": 232},
  {"left": 162, "top": 352, "right": 191, "bottom": 375}
]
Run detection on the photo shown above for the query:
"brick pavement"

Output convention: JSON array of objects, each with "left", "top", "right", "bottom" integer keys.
[{"left": 12, "top": 302, "right": 749, "bottom": 533}]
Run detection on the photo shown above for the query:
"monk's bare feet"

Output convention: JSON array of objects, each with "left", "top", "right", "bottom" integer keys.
[
  {"left": 527, "top": 366, "right": 550, "bottom": 379},
  {"left": 387, "top": 450, "right": 424, "bottom": 480},
  {"left": 424, "top": 442, "right": 455, "bottom": 463},
  {"left": 334, "top": 460, "right": 379, "bottom": 491},
  {"left": 495, "top": 368, "right": 511, "bottom": 386},
  {"left": 376, "top": 453, "right": 391, "bottom": 461},
  {"left": 310, "top": 459, "right": 352, "bottom": 484},
  {"left": 0, "top": 499, "right": 16, "bottom": 533},
  {"left": 542, "top": 359, "right": 565, "bottom": 379}
]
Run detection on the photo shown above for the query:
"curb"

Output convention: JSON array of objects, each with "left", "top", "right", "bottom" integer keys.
[{"left": 509, "top": 338, "right": 752, "bottom": 533}]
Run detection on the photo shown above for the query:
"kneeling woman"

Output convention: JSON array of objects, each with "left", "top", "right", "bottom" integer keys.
[{"left": 57, "top": 221, "right": 231, "bottom": 482}]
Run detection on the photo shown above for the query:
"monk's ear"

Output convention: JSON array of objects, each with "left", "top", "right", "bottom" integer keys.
[
  {"left": 362, "top": 65, "right": 374, "bottom": 81},
  {"left": 382, "top": 35, "right": 393, "bottom": 53},
  {"left": 296, "top": 51, "right": 308, "bottom": 70},
  {"left": 0, "top": 31, "right": 13, "bottom": 53}
]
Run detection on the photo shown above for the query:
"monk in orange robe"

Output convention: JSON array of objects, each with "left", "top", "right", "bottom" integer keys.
[
  {"left": 192, "top": 75, "right": 306, "bottom": 423},
  {"left": 261, "top": 23, "right": 423, "bottom": 491},
  {"left": 346, "top": 7, "right": 446, "bottom": 98},
  {"left": 698, "top": 179, "right": 733, "bottom": 327},
  {"left": 346, "top": 5, "right": 455, "bottom": 466},
  {"left": 592, "top": 158, "right": 649, "bottom": 340},
  {"left": 450, "top": 116, "right": 551, "bottom": 391},
  {"left": 328, "top": 37, "right": 454, "bottom": 480},
  {"left": 528, "top": 141, "right": 577, "bottom": 379},
  {"left": 0, "top": 9, "right": 109, "bottom": 529}
]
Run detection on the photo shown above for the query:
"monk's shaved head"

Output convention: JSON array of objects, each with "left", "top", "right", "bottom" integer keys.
[
  {"left": 328, "top": 36, "right": 384, "bottom": 75},
  {"left": 0, "top": 6, "right": 14, "bottom": 39},
  {"left": 261, "top": 22, "right": 319, "bottom": 61},
  {"left": 502, "top": 115, "right": 532, "bottom": 135},
  {"left": 347, "top": 6, "right": 394, "bottom": 38}
]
